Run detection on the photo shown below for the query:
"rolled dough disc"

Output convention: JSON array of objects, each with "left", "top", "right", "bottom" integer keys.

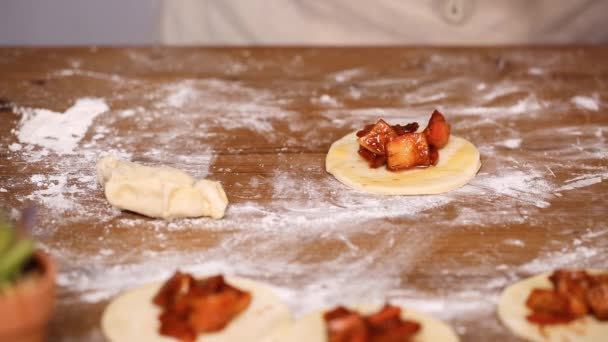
[
  {"left": 102, "top": 276, "right": 291, "bottom": 342},
  {"left": 265, "top": 304, "right": 460, "bottom": 342},
  {"left": 498, "top": 270, "right": 608, "bottom": 342},
  {"left": 325, "top": 132, "right": 481, "bottom": 195}
]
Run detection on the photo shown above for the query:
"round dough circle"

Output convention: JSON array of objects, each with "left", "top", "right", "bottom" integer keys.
[
  {"left": 498, "top": 270, "right": 608, "bottom": 342},
  {"left": 265, "top": 304, "right": 459, "bottom": 342},
  {"left": 325, "top": 132, "right": 481, "bottom": 195},
  {"left": 102, "top": 276, "right": 292, "bottom": 342}
]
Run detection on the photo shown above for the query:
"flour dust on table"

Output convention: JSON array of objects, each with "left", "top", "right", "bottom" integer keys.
[{"left": 0, "top": 48, "right": 606, "bottom": 341}]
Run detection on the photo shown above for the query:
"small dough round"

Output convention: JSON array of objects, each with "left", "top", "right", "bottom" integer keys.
[
  {"left": 102, "top": 276, "right": 291, "bottom": 342},
  {"left": 498, "top": 270, "right": 608, "bottom": 342},
  {"left": 326, "top": 132, "right": 481, "bottom": 195},
  {"left": 265, "top": 304, "right": 459, "bottom": 342}
]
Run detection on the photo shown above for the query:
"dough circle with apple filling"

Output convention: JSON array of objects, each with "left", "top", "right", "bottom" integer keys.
[
  {"left": 326, "top": 112, "right": 481, "bottom": 195},
  {"left": 266, "top": 304, "right": 459, "bottom": 342},
  {"left": 102, "top": 275, "right": 291, "bottom": 342},
  {"left": 498, "top": 270, "right": 608, "bottom": 342}
]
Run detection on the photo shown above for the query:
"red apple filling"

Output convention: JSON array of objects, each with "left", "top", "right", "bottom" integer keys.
[
  {"left": 525, "top": 269, "right": 608, "bottom": 325},
  {"left": 324, "top": 304, "right": 421, "bottom": 342},
  {"left": 356, "top": 110, "right": 451, "bottom": 171},
  {"left": 153, "top": 272, "right": 251, "bottom": 341}
]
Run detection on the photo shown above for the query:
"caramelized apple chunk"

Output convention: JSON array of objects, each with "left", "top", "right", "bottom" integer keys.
[
  {"left": 525, "top": 270, "right": 608, "bottom": 325},
  {"left": 588, "top": 282, "right": 608, "bottom": 321},
  {"left": 153, "top": 271, "right": 195, "bottom": 308},
  {"left": 324, "top": 307, "right": 369, "bottom": 342},
  {"left": 358, "top": 119, "right": 398, "bottom": 155},
  {"left": 424, "top": 110, "right": 451, "bottom": 148},
  {"left": 525, "top": 289, "right": 573, "bottom": 318},
  {"left": 386, "top": 133, "right": 431, "bottom": 171}
]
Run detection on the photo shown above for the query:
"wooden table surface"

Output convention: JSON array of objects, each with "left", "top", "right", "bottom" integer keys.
[{"left": 0, "top": 47, "right": 607, "bottom": 341}]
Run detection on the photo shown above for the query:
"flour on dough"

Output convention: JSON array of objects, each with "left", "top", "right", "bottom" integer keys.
[
  {"left": 498, "top": 270, "right": 608, "bottom": 342},
  {"left": 265, "top": 304, "right": 459, "bottom": 342},
  {"left": 97, "top": 155, "right": 228, "bottom": 219},
  {"left": 102, "top": 276, "right": 292, "bottom": 342},
  {"left": 326, "top": 132, "right": 481, "bottom": 195}
]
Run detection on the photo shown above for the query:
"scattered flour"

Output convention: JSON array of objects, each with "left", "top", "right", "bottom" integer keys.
[
  {"left": 14, "top": 98, "right": 109, "bottom": 154},
  {"left": 8, "top": 143, "right": 22, "bottom": 151},
  {"left": 330, "top": 68, "right": 364, "bottom": 83},
  {"left": 2, "top": 55, "right": 606, "bottom": 341},
  {"left": 496, "top": 138, "right": 522, "bottom": 149},
  {"left": 314, "top": 94, "right": 340, "bottom": 107},
  {"left": 503, "top": 239, "right": 525, "bottom": 247},
  {"left": 0, "top": 188, "right": 7, "bottom": 193},
  {"left": 164, "top": 81, "right": 198, "bottom": 108},
  {"left": 556, "top": 176, "right": 603, "bottom": 192},
  {"left": 571, "top": 95, "right": 600, "bottom": 111},
  {"left": 25, "top": 175, "right": 74, "bottom": 212},
  {"left": 518, "top": 245, "right": 602, "bottom": 274},
  {"left": 528, "top": 67, "right": 544, "bottom": 75}
]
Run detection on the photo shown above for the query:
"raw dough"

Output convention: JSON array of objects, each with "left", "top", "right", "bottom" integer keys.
[
  {"left": 326, "top": 133, "right": 481, "bottom": 195},
  {"left": 498, "top": 270, "right": 608, "bottom": 342},
  {"left": 265, "top": 304, "right": 459, "bottom": 342},
  {"left": 102, "top": 276, "right": 292, "bottom": 342},
  {"left": 97, "top": 155, "right": 228, "bottom": 219}
]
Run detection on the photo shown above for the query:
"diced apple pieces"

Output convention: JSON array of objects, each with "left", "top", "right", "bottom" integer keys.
[
  {"left": 386, "top": 133, "right": 431, "bottom": 171},
  {"left": 358, "top": 119, "right": 397, "bottom": 155},
  {"left": 424, "top": 110, "right": 451, "bottom": 149}
]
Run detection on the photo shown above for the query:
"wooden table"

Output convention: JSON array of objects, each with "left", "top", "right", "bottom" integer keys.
[{"left": 0, "top": 47, "right": 607, "bottom": 341}]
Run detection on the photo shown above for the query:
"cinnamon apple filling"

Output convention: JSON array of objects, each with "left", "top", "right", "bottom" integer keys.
[
  {"left": 525, "top": 269, "right": 608, "bottom": 325},
  {"left": 324, "top": 304, "right": 421, "bottom": 342},
  {"left": 152, "top": 272, "right": 251, "bottom": 341},
  {"left": 356, "top": 110, "right": 451, "bottom": 171}
]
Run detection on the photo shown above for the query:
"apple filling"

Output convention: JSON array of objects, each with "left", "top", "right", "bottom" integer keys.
[
  {"left": 324, "top": 304, "right": 421, "bottom": 342},
  {"left": 356, "top": 110, "right": 451, "bottom": 171},
  {"left": 525, "top": 269, "right": 608, "bottom": 325},
  {"left": 152, "top": 272, "right": 251, "bottom": 341}
]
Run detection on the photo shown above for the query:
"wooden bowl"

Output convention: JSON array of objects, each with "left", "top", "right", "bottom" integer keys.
[{"left": 0, "top": 250, "right": 56, "bottom": 342}]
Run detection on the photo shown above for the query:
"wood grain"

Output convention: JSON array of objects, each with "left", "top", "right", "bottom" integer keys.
[{"left": 0, "top": 47, "right": 607, "bottom": 341}]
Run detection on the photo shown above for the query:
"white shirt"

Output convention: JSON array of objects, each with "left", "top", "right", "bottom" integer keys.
[{"left": 160, "top": 0, "right": 608, "bottom": 45}]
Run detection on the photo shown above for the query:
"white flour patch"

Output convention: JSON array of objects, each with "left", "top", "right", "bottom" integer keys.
[
  {"left": 460, "top": 170, "right": 553, "bottom": 209},
  {"left": 163, "top": 81, "right": 198, "bottom": 108},
  {"left": 571, "top": 95, "right": 600, "bottom": 111},
  {"left": 0, "top": 188, "right": 7, "bottom": 193},
  {"left": 404, "top": 92, "right": 448, "bottom": 104},
  {"left": 556, "top": 176, "right": 603, "bottom": 192},
  {"left": 313, "top": 94, "right": 340, "bottom": 107},
  {"left": 496, "top": 138, "right": 522, "bottom": 149},
  {"left": 448, "top": 95, "right": 543, "bottom": 116},
  {"left": 14, "top": 98, "right": 109, "bottom": 154},
  {"left": 518, "top": 245, "right": 602, "bottom": 274},
  {"left": 156, "top": 79, "right": 294, "bottom": 136},
  {"left": 480, "top": 85, "right": 523, "bottom": 102},
  {"left": 8, "top": 143, "right": 22, "bottom": 151},
  {"left": 25, "top": 175, "right": 75, "bottom": 212},
  {"left": 528, "top": 67, "right": 544, "bottom": 75},
  {"left": 51, "top": 69, "right": 135, "bottom": 84},
  {"left": 503, "top": 239, "right": 525, "bottom": 247},
  {"left": 329, "top": 68, "right": 364, "bottom": 83}
]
